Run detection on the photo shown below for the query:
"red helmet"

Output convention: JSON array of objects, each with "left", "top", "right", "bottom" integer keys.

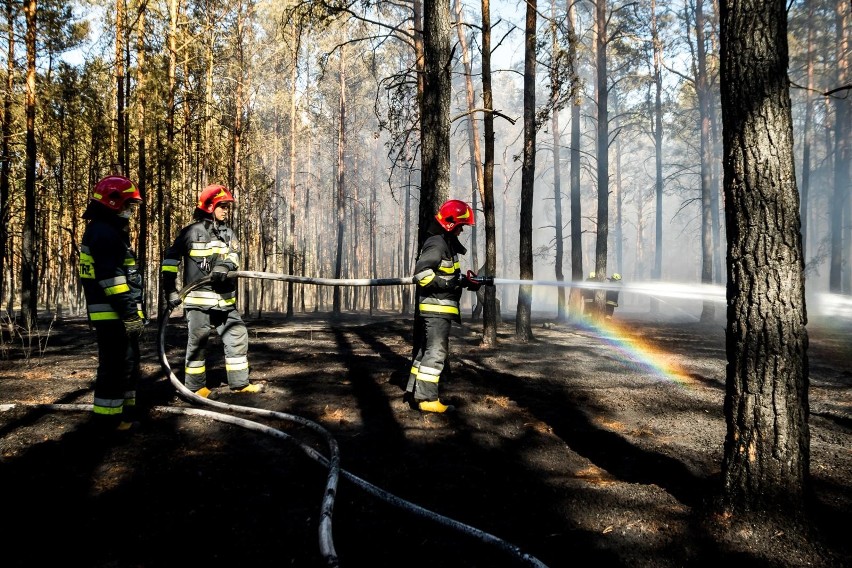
[
  {"left": 91, "top": 175, "right": 141, "bottom": 211},
  {"left": 435, "top": 199, "right": 475, "bottom": 231},
  {"left": 197, "top": 184, "right": 235, "bottom": 214}
]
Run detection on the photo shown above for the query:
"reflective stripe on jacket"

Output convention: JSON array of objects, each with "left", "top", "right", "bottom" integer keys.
[
  {"left": 160, "top": 218, "right": 240, "bottom": 310},
  {"left": 413, "top": 228, "right": 467, "bottom": 322},
  {"left": 79, "top": 217, "right": 144, "bottom": 322}
]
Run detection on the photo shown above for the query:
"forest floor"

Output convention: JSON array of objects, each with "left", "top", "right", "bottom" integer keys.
[{"left": 0, "top": 306, "right": 850, "bottom": 568}]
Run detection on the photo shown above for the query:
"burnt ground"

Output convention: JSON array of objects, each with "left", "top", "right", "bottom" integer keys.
[{"left": 0, "top": 308, "right": 850, "bottom": 568}]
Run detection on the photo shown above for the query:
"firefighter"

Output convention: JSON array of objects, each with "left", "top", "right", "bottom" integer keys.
[
  {"left": 160, "top": 184, "right": 263, "bottom": 398},
  {"left": 605, "top": 273, "right": 622, "bottom": 319},
  {"left": 78, "top": 175, "right": 145, "bottom": 432},
  {"left": 582, "top": 271, "right": 596, "bottom": 317},
  {"left": 405, "top": 199, "right": 481, "bottom": 413}
]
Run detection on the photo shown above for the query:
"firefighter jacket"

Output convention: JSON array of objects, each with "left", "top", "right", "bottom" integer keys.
[
  {"left": 160, "top": 217, "right": 240, "bottom": 311},
  {"left": 606, "top": 278, "right": 621, "bottom": 308},
  {"left": 413, "top": 220, "right": 467, "bottom": 323},
  {"left": 79, "top": 211, "right": 144, "bottom": 323}
]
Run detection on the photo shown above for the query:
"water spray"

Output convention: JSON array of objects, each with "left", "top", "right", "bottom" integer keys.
[{"left": 204, "top": 271, "right": 848, "bottom": 320}]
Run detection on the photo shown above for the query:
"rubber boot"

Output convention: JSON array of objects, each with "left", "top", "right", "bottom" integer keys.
[
  {"left": 194, "top": 387, "right": 220, "bottom": 400},
  {"left": 418, "top": 399, "right": 455, "bottom": 413},
  {"left": 231, "top": 383, "right": 265, "bottom": 394}
]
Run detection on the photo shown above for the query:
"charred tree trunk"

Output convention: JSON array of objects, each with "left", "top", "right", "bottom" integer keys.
[
  {"left": 454, "top": 0, "right": 484, "bottom": 272},
  {"left": 799, "top": 2, "right": 816, "bottom": 261},
  {"left": 479, "top": 0, "right": 498, "bottom": 346},
  {"left": 592, "top": 0, "right": 609, "bottom": 320},
  {"left": 719, "top": 0, "right": 810, "bottom": 518},
  {"left": 697, "top": 0, "right": 716, "bottom": 322},
  {"left": 568, "top": 0, "right": 584, "bottom": 320},
  {"left": 829, "top": 1, "right": 850, "bottom": 293},
  {"left": 515, "top": 0, "right": 536, "bottom": 341},
  {"left": 287, "top": 29, "right": 300, "bottom": 317},
  {"left": 333, "top": 47, "right": 346, "bottom": 315},
  {"left": 550, "top": 0, "right": 566, "bottom": 323},
  {"left": 651, "top": 0, "right": 663, "bottom": 314},
  {"left": 419, "top": 0, "right": 451, "bottom": 248}
]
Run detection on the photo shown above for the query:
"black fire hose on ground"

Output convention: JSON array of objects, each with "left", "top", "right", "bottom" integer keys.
[{"left": 157, "top": 270, "right": 550, "bottom": 568}]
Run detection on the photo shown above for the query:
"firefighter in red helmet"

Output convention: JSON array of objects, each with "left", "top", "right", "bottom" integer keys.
[
  {"left": 405, "top": 199, "right": 482, "bottom": 413},
  {"left": 160, "top": 184, "right": 264, "bottom": 398},
  {"left": 78, "top": 175, "right": 145, "bottom": 432}
]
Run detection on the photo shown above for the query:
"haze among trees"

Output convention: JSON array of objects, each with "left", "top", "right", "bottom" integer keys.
[{"left": 0, "top": 0, "right": 845, "bottom": 541}]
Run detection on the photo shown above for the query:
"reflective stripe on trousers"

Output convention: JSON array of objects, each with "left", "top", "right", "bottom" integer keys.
[
  {"left": 92, "top": 320, "right": 140, "bottom": 419},
  {"left": 184, "top": 308, "right": 250, "bottom": 391},
  {"left": 406, "top": 316, "right": 451, "bottom": 402}
]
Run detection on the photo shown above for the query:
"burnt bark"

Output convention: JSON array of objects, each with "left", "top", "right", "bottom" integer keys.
[
  {"left": 515, "top": 0, "right": 536, "bottom": 341},
  {"left": 418, "top": 0, "right": 451, "bottom": 249},
  {"left": 480, "top": 0, "right": 498, "bottom": 346},
  {"left": 719, "top": 0, "right": 810, "bottom": 517}
]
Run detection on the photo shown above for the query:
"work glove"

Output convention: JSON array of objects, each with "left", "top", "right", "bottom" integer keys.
[
  {"left": 123, "top": 315, "right": 145, "bottom": 340},
  {"left": 460, "top": 270, "right": 482, "bottom": 292},
  {"left": 210, "top": 265, "right": 230, "bottom": 283},
  {"left": 166, "top": 291, "right": 182, "bottom": 310}
]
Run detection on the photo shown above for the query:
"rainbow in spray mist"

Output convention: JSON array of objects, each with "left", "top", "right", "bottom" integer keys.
[
  {"left": 493, "top": 278, "right": 728, "bottom": 386},
  {"left": 574, "top": 316, "right": 697, "bottom": 386}
]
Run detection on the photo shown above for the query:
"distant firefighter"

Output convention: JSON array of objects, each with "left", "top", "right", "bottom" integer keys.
[
  {"left": 605, "top": 273, "right": 622, "bottom": 319},
  {"left": 582, "top": 271, "right": 597, "bottom": 317}
]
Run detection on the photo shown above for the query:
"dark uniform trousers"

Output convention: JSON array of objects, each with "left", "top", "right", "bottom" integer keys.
[
  {"left": 183, "top": 308, "right": 250, "bottom": 391},
  {"left": 407, "top": 316, "right": 452, "bottom": 402},
  {"left": 93, "top": 320, "right": 140, "bottom": 422}
]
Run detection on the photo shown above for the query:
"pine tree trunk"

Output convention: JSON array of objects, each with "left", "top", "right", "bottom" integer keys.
[
  {"left": 515, "top": 0, "right": 536, "bottom": 341},
  {"left": 21, "top": 0, "right": 37, "bottom": 328},
  {"left": 720, "top": 0, "right": 810, "bottom": 517},
  {"left": 419, "top": 0, "right": 451, "bottom": 249}
]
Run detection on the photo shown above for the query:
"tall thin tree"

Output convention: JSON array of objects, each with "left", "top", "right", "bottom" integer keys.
[
  {"left": 650, "top": 0, "right": 663, "bottom": 314},
  {"left": 0, "top": 0, "right": 16, "bottom": 311},
  {"left": 550, "top": 0, "right": 566, "bottom": 322},
  {"left": 287, "top": 27, "right": 301, "bottom": 317},
  {"left": 515, "top": 0, "right": 537, "bottom": 341},
  {"left": 696, "top": 0, "right": 715, "bottom": 322},
  {"left": 479, "top": 0, "right": 498, "bottom": 346},
  {"left": 592, "top": 0, "right": 610, "bottom": 318},
  {"left": 136, "top": 0, "right": 148, "bottom": 312},
  {"left": 21, "top": 0, "right": 37, "bottom": 328},
  {"left": 829, "top": 0, "right": 849, "bottom": 293},
  {"left": 568, "top": 0, "right": 584, "bottom": 320},
  {"left": 115, "top": 0, "right": 126, "bottom": 172},
  {"left": 333, "top": 46, "right": 346, "bottom": 315}
]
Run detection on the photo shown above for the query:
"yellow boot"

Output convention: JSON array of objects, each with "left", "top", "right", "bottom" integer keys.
[
  {"left": 231, "top": 383, "right": 265, "bottom": 394},
  {"left": 115, "top": 420, "right": 140, "bottom": 433},
  {"left": 194, "top": 387, "right": 219, "bottom": 400},
  {"left": 418, "top": 399, "right": 455, "bottom": 413}
]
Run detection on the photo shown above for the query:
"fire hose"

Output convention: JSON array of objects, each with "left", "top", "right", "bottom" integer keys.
[{"left": 157, "top": 270, "right": 550, "bottom": 568}]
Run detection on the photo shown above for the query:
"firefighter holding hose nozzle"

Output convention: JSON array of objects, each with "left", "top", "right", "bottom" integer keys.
[
  {"left": 160, "top": 184, "right": 264, "bottom": 399},
  {"left": 404, "top": 199, "right": 493, "bottom": 413}
]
